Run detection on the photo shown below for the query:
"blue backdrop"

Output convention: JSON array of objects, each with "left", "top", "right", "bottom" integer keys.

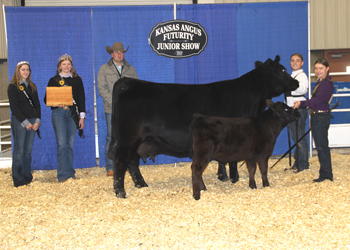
[
  {"left": 236, "top": 2, "right": 309, "bottom": 156},
  {"left": 6, "top": 7, "right": 96, "bottom": 170},
  {"left": 6, "top": 2, "right": 308, "bottom": 169},
  {"left": 92, "top": 5, "right": 176, "bottom": 167}
]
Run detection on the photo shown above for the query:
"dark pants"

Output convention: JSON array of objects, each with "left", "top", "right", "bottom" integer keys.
[
  {"left": 104, "top": 113, "right": 113, "bottom": 172},
  {"left": 11, "top": 116, "right": 36, "bottom": 187},
  {"left": 288, "top": 108, "right": 309, "bottom": 170},
  {"left": 311, "top": 112, "right": 333, "bottom": 180}
]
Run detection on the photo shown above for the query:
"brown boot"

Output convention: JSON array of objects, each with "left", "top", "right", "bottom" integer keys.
[{"left": 107, "top": 170, "right": 113, "bottom": 177}]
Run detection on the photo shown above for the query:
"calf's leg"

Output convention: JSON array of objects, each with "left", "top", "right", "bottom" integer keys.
[
  {"left": 258, "top": 159, "right": 270, "bottom": 187},
  {"left": 246, "top": 160, "right": 257, "bottom": 189},
  {"left": 217, "top": 162, "right": 229, "bottom": 182},
  {"left": 191, "top": 159, "right": 210, "bottom": 200}
]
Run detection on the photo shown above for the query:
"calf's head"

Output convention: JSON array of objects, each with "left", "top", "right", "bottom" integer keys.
[
  {"left": 255, "top": 55, "right": 299, "bottom": 97},
  {"left": 266, "top": 100, "right": 300, "bottom": 127}
]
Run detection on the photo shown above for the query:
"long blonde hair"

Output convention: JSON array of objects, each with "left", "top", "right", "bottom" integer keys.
[{"left": 9, "top": 62, "right": 37, "bottom": 92}]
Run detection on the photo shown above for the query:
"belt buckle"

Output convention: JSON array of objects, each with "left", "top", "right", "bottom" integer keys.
[{"left": 63, "top": 106, "right": 70, "bottom": 110}]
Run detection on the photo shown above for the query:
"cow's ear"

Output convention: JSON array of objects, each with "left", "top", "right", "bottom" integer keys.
[
  {"left": 255, "top": 61, "right": 263, "bottom": 68},
  {"left": 274, "top": 55, "right": 281, "bottom": 63}
]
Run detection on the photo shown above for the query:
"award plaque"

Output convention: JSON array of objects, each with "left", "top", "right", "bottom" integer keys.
[{"left": 46, "top": 86, "right": 73, "bottom": 106}]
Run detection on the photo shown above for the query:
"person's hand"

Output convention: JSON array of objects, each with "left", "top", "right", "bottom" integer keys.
[
  {"left": 57, "top": 104, "right": 65, "bottom": 108},
  {"left": 293, "top": 101, "right": 301, "bottom": 109},
  {"left": 32, "top": 123, "right": 40, "bottom": 131},
  {"left": 79, "top": 118, "right": 85, "bottom": 130},
  {"left": 26, "top": 123, "right": 33, "bottom": 131}
]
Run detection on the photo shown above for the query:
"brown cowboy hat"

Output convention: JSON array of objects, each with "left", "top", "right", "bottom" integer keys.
[{"left": 106, "top": 42, "right": 129, "bottom": 54}]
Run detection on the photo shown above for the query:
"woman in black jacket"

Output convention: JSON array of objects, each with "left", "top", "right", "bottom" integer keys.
[
  {"left": 8, "top": 61, "right": 41, "bottom": 187},
  {"left": 44, "top": 54, "right": 86, "bottom": 183}
]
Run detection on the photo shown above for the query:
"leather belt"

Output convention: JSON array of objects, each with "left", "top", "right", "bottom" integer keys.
[{"left": 309, "top": 109, "right": 329, "bottom": 115}]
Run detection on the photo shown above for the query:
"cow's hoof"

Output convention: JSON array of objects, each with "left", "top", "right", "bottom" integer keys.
[
  {"left": 135, "top": 181, "right": 148, "bottom": 188},
  {"left": 230, "top": 177, "right": 239, "bottom": 184},
  {"left": 217, "top": 174, "right": 229, "bottom": 182},
  {"left": 115, "top": 191, "right": 126, "bottom": 198},
  {"left": 193, "top": 194, "right": 200, "bottom": 200}
]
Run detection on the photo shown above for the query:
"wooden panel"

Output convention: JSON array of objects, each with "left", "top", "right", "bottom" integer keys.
[
  {"left": 0, "top": 0, "right": 21, "bottom": 59},
  {"left": 311, "top": 0, "right": 350, "bottom": 49},
  {"left": 337, "top": 0, "right": 348, "bottom": 49}
]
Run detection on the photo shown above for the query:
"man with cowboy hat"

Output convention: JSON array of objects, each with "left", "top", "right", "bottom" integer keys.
[{"left": 98, "top": 42, "right": 138, "bottom": 177}]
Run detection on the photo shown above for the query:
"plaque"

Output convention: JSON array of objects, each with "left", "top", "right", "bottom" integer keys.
[{"left": 46, "top": 86, "right": 73, "bottom": 106}]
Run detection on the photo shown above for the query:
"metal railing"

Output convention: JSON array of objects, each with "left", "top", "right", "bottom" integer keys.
[
  {"left": 0, "top": 99, "right": 11, "bottom": 168},
  {"left": 0, "top": 100, "right": 11, "bottom": 152}
]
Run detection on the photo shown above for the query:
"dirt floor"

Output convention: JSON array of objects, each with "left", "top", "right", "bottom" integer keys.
[{"left": 1, "top": 153, "right": 350, "bottom": 249}]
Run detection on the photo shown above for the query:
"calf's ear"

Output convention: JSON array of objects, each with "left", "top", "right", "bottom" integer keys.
[
  {"left": 266, "top": 99, "right": 275, "bottom": 108},
  {"left": 255, "top": 61, "right": 263, "bottom": 68}
]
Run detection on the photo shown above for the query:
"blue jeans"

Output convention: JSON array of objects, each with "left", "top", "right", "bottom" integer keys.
[
  {"left": 52, "top": 108, "right": 77, "bottom": 182},
  {"left": 287, "top": 108, "right": 309, "bottom": 170},
  {"left": 104, "top": 113, "right": 113, "bottom": 172},
  {"left": 311, "top": 112, "right": 333, "bottom": 180},
  {"left": 11, "top": 115, "right": 36, "bottom": 187}
]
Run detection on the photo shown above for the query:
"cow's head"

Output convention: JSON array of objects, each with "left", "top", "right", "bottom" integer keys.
[
  {"left": 255, "top": 55, "right": 299, "bottom": 97},
  {"left": 266, "top": 100, "right": 300, "bottom": 127}
]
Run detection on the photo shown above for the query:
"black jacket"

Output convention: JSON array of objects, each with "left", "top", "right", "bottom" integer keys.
[
  {"left": 44, "top": 75, "right": 86, "bottom": 113},
  {"left": 8, "top": 82, "right": 41, "bottom": 123}
]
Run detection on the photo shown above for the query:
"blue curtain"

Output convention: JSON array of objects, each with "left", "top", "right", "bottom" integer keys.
[
  {"left": 175, "top": 4, "right": 239, "bottom": 84},
  {"left": 152, "top": 4, "right": 240, "bottom": 165},
  {"left": 6, "top": 7, "right": 96, "bottom": 170},
  {"left": 92, "top": 5, "right": 175, "bottom": 167},
  {"left": 236, "top": 2, "right": 308, "bottom": 155},
  {"left": 6, "top": 2, "right": 308, "bottom": 167}
]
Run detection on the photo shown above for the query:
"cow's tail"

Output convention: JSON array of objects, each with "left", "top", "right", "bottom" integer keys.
[{"left": 189, "top": 113, "right": 202, "bottom": 159}]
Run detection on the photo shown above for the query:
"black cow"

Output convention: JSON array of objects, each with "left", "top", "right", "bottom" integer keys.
[
  {"left": 108, "top": 56, "right": 299, "bottom": 198},
  {"left": 190, "top": 100, "right": 300, "bottom": 200}
]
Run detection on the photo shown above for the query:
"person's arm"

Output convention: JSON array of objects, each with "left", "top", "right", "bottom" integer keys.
[
  {"left": 97, "top": 65, "right": 112, "bottom": 107},
  {"left": 299, "top": 81, "right": 333, "bottom": 109},
  {"left": 75, "top": 77, "right": 86, "bottom": 120},
  {"left": 78, "top": 118, "right": 85, "bottom": 130},
  {"left": 293, "top": 73, "right": 308, "bottom": 96},
  {"left": 32, "top": 122, "right": 40, "bottom": 131},
  {"left": 32, "top": 85, "right": 41, "bottom": 127}
]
